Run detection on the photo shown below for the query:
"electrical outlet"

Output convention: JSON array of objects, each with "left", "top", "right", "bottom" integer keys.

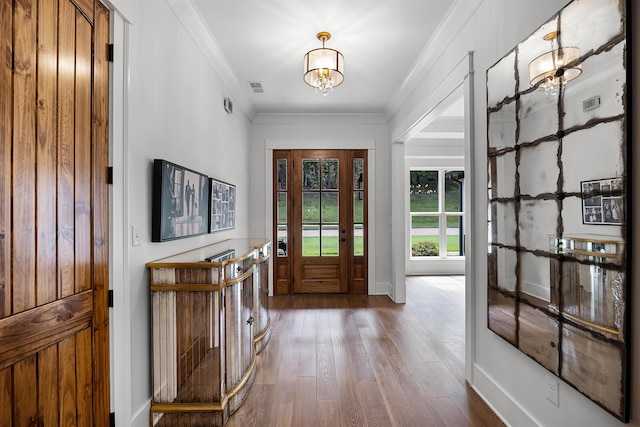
[
  {"left": 132, "top": 225, "right": 142, "bottom": 247},
  {"left": 545, "top": 375, "right": 559, "bottom": 407}
]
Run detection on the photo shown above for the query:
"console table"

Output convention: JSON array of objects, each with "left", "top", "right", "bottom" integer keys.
[{"left": 147, "top": 239, "right": 271, "bottom": 426}]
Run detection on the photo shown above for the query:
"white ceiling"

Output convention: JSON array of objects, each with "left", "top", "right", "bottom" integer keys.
[{"left": 189, "top": 0, "right": 460, "bottom": 120}]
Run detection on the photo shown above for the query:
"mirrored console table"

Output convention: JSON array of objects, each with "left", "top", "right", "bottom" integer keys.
[
  {"left": 549, "top": 234, "right": 625, "bottom": 339},
  {"left": 147, "top": 239, "right": 271, "bottom": 426}
]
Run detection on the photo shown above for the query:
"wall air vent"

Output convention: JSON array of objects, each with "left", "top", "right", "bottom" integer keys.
[
  {"left": 582, "top": 95, "right": 601, "bottom": 112},
  {"left": 223, "top": 97, "right": 233, "bottom": 114},
  {"left": 248, "top": 81, "right": 264, "bottom": 93}
]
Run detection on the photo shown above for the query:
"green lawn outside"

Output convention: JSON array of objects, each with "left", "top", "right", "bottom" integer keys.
[
  {"left": 410, "top": 194, "right": 462, "bottom": 227},
  {"left": 302, "top": 235, "right": 364, "bottom": 256},
  {"left": 411, "top": 235, "right": 461, "bottom": 252}
]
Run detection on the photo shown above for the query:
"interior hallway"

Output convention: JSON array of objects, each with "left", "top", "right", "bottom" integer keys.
[{"left": 226, "top": 276, "right": 503, "bottom": 426}]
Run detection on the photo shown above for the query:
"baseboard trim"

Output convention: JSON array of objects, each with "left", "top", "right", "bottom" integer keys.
[
  {"left": 471, "top": 363, "right": 540, "bottom": 427},
  {"left": 132, "top": 400, "right": 152, "bottom": 427}
]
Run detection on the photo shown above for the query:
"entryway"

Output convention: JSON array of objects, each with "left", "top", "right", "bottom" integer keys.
[{"left": 272, "top": 149, "right": 367, "bottom": 294}]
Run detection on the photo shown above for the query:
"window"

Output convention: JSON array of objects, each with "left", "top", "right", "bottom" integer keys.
[{"left": 409, "top": 169, "right": 464, "bottom": 258}]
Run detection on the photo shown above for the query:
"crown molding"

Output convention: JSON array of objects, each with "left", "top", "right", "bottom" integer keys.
[
  {"left": 166, "top": 0, "right": 255, "bottom": 120},
  {"left": 384, "top": 0, "right": 483, "bottom": 120}
]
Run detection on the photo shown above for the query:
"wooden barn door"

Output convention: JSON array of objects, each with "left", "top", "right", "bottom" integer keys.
[{"left": 0, "top": 0, "right": 110, "bottom": 425}]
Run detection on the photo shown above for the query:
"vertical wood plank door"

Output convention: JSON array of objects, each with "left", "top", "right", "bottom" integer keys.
[
  {"left": 0, "top": 0, "right": 110, "bottom": 425},
  {"left": 273, "top": 150, "right": 367, "bottom": 294}
]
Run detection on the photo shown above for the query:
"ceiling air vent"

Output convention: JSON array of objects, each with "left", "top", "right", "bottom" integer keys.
[{"left": 248, "top": 81, "right": 264, "bottom": 93}]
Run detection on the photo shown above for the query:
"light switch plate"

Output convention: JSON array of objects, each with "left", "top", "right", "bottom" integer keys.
[{"left": 132, "top": 225, "right": 142, "bottom": 247}]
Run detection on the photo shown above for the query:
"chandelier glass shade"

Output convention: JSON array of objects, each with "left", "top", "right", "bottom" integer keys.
[
  {"left": 303, "top": 32, "right": 344, "bottom": 96},
  {"left": 529, "top": 31, "right": 581, "bottom": 95}
]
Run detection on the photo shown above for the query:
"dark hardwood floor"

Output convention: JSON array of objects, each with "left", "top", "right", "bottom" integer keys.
[{"left": 226, "top": 276, "right": 504, "bottom": 427}]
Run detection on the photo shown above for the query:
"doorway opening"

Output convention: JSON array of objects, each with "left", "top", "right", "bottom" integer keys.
[
  {"left": 272, "top": 149, "right": 368, "bottom": 294},
  {"left": 392, "top": 52, "right": 475, "bottom": 381}
]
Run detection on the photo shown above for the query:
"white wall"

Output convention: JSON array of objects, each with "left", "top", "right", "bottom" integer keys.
[
  {"left": 249, "top": 114, "right": 393, "bottom": 295},
  {"left": 110, "top": 1, "right": 253, "bottom": 425},
  {"left": 106, "top": 0, "right": 639, "bottom": 425},
  {"left": 390, "top": 0, "right": 638, "bottom": 426}
]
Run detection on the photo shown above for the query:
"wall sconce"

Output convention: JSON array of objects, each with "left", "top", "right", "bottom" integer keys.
[
  {"left": 529, "top": 31, "right": 581, "bottom": 95},
  {"left": 303, "top": 32, "right": 344, "bottom": 96}
]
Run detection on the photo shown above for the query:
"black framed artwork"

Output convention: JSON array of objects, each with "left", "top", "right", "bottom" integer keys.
[
  {"left": 209, "top": 178, "right": 236, "bottom": 233},
  {"left": 152, "top": 159, "right": 210, "bottom": 242}
]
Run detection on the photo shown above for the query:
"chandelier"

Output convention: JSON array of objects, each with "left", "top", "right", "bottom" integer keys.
[
  {"left": 529, "top": 31, "right": 581, "bottom": 96},
  {"left": 303, "top": 32, "right": 344, "bottom": 96}
]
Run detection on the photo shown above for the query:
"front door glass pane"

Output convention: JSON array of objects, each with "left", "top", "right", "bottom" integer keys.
[
  {"left": 321, "top": 193, "right": 339, "bottom": 223},
  {"left": 411, "top": 215, "right": 439, "bottom": 257},
  {"left": 354, "top": 192, "right": 364, "bottom": 222},
  {"left": 277, "top": 159, "right": 287, "bottom": 191},
  {"left": 277, "top": 192, "right": 287, "bottom": 223},
  {"left": 354, "top": 158, "right": 364, "bottom": 190},
  {"left": 302, "top": 225, "right": 320, "bottom": 256},
  {"left": 354, "top": 224, "right": 364, "bottom": 256},
  {"left": 302, "top": 192, "right": 320, "bottom": 223},
  {"left": 321, "top": 225, "right": 339, "bottom": 256},
  {"left": 410, "top": 171, "right": 439, "bottom": 212},
  {"left": 322, "top": 159, "right": 339, "bottom": 190},
  {"left": 277, "top": 225, "right": 288, "bottom": 256},
  {"left": 303, "top": 159, "right": 320, "bottom": 190}
]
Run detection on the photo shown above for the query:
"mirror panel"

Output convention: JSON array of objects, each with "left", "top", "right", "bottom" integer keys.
[
  {"left": 518, "top": 141, "right": 560, "bottom": 197},
  {"left": 561, "top": 121, "right": 625, "bottom": 194},
  {"left": 488, "top": 152, "right": 516, "bottom": 198},
  {"left": 488, "top": 104, "right": 517, "bottom": 151},
  {"left": 489, "top": 201, "right": 517, "bottom": 247},
  {"left": 518, "top": 199, "right": 558, "bottom": 252},
  {"left": 560, "top": 0, "right": 624, "bottom": 53},
  {"left": 488, "top": 247, "right": 517, "bottom": 292},
  {"left": 488, "top": 289, "right": 517, "bottom": 345},
  {"left": 518, "top": 89, "right": 559, "bottom": 143},
  {"left": 519, "top": 302, "right": 559, "bottom": 373},
  {"left": 519, "top": 252, "right": 552, "bottom": 308},
  {"left": 561, "top": 323, "right": 625, "bottom": 416},
  {"left": 486, "top": 0, "right": 629, "bottom": 420},
  {"left": 516, "top": 18, "right": 559, "bottom": 91},
  {"left": 487, "top": 51, "right": 516, "bottom": 107},
  {"left": 563, "top": 43, "right": 626, "bottom": 130}
]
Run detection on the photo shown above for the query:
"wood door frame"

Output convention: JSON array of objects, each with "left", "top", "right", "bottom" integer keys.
[
  {"left": 265, "top": 141, "right": 377, "bottom": 297},
  {"left": 272, "top": 149, "right": 367, "bottom": 295}
]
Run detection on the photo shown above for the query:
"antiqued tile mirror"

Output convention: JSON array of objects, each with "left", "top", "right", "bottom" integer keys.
[{"left": 486, "top": 0, "right": 630, "bottom": 421}]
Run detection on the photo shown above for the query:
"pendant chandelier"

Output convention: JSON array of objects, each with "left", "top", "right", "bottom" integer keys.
[
  {"left": 303, "top": 32, "right": 344, "bottom": 96},
  {"left": 529, "top": 31, "right": 581, "bottom": 96}
]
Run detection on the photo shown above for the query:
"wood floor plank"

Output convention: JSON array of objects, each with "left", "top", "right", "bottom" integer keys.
[
  {"left": 359, "top": 330, "right": 422, "bottom": 426},
  {"left": 316, "top": 308, "right": 338, "bottom": 400},
  {"left": 317, "top": 399, "right": 342, "bottom": 427},
  {"left": 432, "top": 396, "right": 472, "bottom": 427},
  {"left": 227, "top": 276, "right": 504, "bottom": 427},
  {"left": 292, "top": 376, "right": 316, "bottom": 426},
  {"left": 328, "top": 323, "right": 367, "bottom": 426},
  {"left": 225, "top": 384, "right": 274, "bottom": 427},
  {"left": 355, "top": 380, "right": 392, "bottom": 427},
  {"left": 297, "top": 309, "right": 317, "bottom": 377}
]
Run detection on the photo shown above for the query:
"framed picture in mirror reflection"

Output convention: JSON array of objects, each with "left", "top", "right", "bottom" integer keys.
[{"left": 581, "top": 178, "right": 623, "bottom": 225}]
